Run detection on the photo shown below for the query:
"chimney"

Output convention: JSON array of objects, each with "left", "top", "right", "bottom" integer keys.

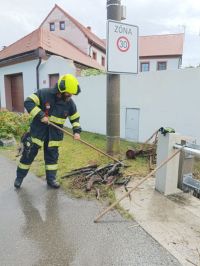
[{"left": 87, "top": 26, "right": 91, "bottom": 31}]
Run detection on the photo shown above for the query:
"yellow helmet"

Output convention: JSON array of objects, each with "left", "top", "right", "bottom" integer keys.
[{"left": 58, "top": 74, "right": 81, "bottom": 95}]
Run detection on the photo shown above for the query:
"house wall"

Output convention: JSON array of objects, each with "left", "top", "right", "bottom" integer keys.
[
  {"left": 88, "top": 46, "right": 106, "bottom": 67},
  {"left": 0, "top": 60, "right": 38, "bottom": 108},
  {"left": 140, "top": 57, "right": 180, "bottom": 71},
  {"left": 41, "top": 7, "right": 106, "bottom": 67},
  {"left": 41, "top": 7, "right": 89, "bottom": 55},
  {"left": 39, "top": 55, "right": 76, "bottom": 88},
  {"left": 0, "top": 56, "right": 76, "bottom": 108},
  {"left": 76, "top": 68, "right": 200, "bottom": 143}
]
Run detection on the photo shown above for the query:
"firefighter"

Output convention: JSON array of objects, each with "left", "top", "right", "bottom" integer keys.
[{"left": 14, "top": 74, "right": 81, "bottom": 189}]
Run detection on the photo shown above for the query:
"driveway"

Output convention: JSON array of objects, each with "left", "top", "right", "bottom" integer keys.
[{"left": 0, "top": 155, "right": 181, "bottom": 266}]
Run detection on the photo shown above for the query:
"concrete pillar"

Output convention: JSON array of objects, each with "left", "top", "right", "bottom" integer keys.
[{"left": 155, "top": 132, "right": 194, "bottom": 195}]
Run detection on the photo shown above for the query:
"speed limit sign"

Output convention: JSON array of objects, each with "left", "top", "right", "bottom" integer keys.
[
  {"left": 107, "top": 20, "right": 138, "bottom": 74},
  {"left": 117, "top": 36, "right": 130, "bottom": 52}
]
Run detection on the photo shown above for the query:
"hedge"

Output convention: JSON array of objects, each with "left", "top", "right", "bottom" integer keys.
[{"left": 0, "top": 109, "right": 31, "bottom": 139}]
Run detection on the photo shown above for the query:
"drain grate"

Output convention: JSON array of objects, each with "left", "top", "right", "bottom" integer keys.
[{"left": 183, "top": 174, "right": 200, "bottom": 198}]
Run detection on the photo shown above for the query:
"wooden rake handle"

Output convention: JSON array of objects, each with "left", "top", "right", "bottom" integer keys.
[
  {"left": 94, "top": 147, "right": 182, "bottom": 223},
  {"left": 48, "top": 121, "right": 123, "bottom": 165}
]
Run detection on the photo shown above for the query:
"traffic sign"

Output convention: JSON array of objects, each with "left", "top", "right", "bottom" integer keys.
[{"left": 106, "top": 20, "right": 139, "bottom": 74}]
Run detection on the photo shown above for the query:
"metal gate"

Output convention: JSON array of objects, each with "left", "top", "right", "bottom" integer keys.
[{"left": 125, "top": 108, "right": 140, "bottom": 141}]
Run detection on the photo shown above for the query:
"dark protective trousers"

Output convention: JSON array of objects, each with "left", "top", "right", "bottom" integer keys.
[{"left": 16, "top": 137, "right": 59, "bottom": 182}]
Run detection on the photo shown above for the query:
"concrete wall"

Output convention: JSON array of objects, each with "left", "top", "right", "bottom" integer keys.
[{"left": 77, "top": 68, "right": 200, "bottom": 143}]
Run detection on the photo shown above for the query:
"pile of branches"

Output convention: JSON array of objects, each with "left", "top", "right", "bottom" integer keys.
[{"left": 61, "top": 163, "right": 131, "bottom": 199}]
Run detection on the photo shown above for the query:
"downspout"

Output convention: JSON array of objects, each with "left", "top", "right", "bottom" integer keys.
[{"left": 36, "top": 57, "right": 42, "bottom": 91}]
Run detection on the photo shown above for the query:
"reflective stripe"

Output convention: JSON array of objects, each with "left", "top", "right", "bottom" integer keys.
[
  {"left": 18, "top": 162, "right": 31, "bottom": 170},
  {"left": 45, "top": 164, "right": 58, "bottom": 170},
  {"left": 69, "top": 112, "right": 80, "bottom": 121},
  {"left": 30, "top": 106, "right": 41, "bottom": 118},
  {"left": 32, "top": 137, "right": 43, "bottom": 147},
  {"left": 29, "top": 94, "right": 40, "bottom": 105},
  {"left": 49, "top": 116, "right": 65, "bottom": 125},
  {"left": 48, "top": 141, "right": 62, "bottom": 147},
  {"left": 72, "top": 122, "right": 80, "bottom": 128}
]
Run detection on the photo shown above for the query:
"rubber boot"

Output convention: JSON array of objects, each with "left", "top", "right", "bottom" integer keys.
[
  {"left": 14, "top": 177, "right": 24, "bottom": 189},
  {"left": 47, "top": 179, "right": 60, "bottom": 189}
]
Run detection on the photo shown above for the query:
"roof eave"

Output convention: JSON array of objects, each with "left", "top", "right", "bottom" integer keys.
[
  {"left": 88, "top": 40, "right": 106, "bottom": 52},
  {"left": 139, "top": 54, "right": 182, "bottom": 59},
  {"left": 0, "top": 50, "right": 39, "bottom": 67}
]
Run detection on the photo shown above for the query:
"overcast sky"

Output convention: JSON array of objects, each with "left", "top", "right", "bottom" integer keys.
[{"left": 1, "top": 0, "right": 200, "bottom": 66}]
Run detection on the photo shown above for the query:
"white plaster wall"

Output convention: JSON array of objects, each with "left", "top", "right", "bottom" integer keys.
[
  {"left": 39, "top": 55, "right": 76, "bottom": 88},
  {"left": 77, "top": 68, "right": 200, "bottom": 143},
  {"left": 140, "top": 57, "right": 180, "bottom": 71},
  {"left": 1, "top": 58, "right": 199, "bottom": 145},
  {"left": 74, "top": 75, "right": 106, "bottom": 134},
  {"left": 0, "top": 60, "right": 38, "bottom": 107}
]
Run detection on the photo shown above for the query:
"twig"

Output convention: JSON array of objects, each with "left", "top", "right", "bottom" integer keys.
[{"left": 186, "top": 258, "right": 198, "bottom": 266}]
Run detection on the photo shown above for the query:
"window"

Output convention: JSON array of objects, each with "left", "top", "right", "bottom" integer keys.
[
  {"left": 50, "top": 22, "right": 55, "bottom": 31},
  {"left": 157, "top": 61, "right": 167, "bottom": 71},
  {"left": 101, "top": 56, "right": 105, "bottom": 66},
  {"left": 140, "top": 62, "right": 150, "bottom": 72},
  {"left": 49, "top": 74, "right": 59, "bottom": 88},
  {"left": 92, "top": 51, "right": 97, "bottom": 60},
  {"left": 60, "top": 21, "right": 65, "bottom": 30}
]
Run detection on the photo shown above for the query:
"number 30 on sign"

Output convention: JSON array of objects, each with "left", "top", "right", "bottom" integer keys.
[{"left": 117, "top": 36, "right": 130, "bottom": 52}]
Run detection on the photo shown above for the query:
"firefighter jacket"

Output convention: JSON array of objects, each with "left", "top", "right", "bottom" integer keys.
[{"left": 24, "top": 87, "right": 81, "bottom": 148}]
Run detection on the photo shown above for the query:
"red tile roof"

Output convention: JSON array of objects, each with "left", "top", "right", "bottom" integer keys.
[
  {"left": 40, "top": 4, "right": 106, "bottom": 51},
  {"left": 139, "top": 33, "right": 184, "bottom": 57},
  {"left": 0, "top": 28, "right": 105, "bottom": 70}
]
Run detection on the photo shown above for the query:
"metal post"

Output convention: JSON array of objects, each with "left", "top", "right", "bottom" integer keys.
[{"left": 106, "top": 0, "right": 121, "bottom": 155}]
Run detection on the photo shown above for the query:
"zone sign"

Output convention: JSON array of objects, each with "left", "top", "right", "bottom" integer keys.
[{"left": 107, "top": 20, "right": 139, "bottom": 74}]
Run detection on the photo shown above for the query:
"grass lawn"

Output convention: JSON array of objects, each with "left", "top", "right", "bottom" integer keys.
[{"left": 0, "top": 130, "right": 150, "bottom": 217}]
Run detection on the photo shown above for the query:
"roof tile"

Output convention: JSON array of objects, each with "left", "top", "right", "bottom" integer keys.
[
  {"left": 0, "top": 28, "right": 104, "bottom": 70},
  {"left": 139, "top": 33, "right": 184, "bottom": 57}
]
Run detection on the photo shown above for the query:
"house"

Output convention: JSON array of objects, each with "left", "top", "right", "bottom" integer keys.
[
  {"left": 0, "top": 4, "right": 108, "bottom": 112},
  {"left": 102, "top": 33, "right": 184, "bottom": 72},
  {"left": 39, "top": 4, "right": 106, "bottom": 68},
  {"left": 139, "top": 33, "right": 184, "bottom": 72},
  {"left": 0, "top": 27, "right": 104, "bottom": 112},
  {"left": 0, "top": 4, "right": 184, "bottom": 112}
]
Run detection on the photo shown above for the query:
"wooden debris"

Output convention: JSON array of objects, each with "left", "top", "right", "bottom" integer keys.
[
  {"left": 86, "top": 175, "right": 102, "bottom": 191},
  {"left": 95, "top": 188, "right": 100, "bottom": 200},
  {"left": 61, "top": 162, "right": 131, "bottom": 193}
]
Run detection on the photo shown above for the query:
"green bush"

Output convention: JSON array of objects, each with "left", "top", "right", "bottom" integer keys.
[
  {"left": 81, "top": 68, "right": 105, "bottom": 76},
  {"left": 0, "top": 109, "right": 31, "bottom": 139}
]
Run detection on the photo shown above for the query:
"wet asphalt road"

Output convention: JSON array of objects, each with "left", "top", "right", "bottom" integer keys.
[{"left": 0, "top": 155, "right": 182, "bottom": 266}]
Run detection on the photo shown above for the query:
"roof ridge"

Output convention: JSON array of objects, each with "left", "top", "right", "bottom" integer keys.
[{"left": 140, "top": 33, "right": 184, "bottom": 38}]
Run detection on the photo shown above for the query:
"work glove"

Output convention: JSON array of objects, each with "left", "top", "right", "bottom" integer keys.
[
  {"left": 41, "top": 116, "right": 49, "bottom": 124},
  {"left": 73, "top": 133, "right": 80, "bottom": 140}
]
